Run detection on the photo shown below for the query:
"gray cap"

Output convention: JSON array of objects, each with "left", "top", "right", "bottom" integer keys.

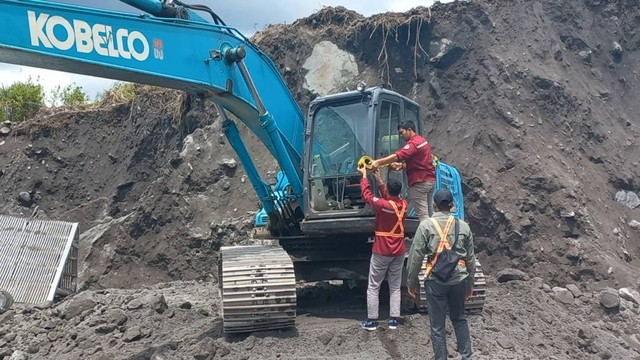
[{"left": 433, "top": 188, "right": 454, "bottom": 208}]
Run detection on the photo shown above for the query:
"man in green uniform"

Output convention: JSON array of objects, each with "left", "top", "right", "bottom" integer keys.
[{"left": 406, "top": 188, "right": 476, "bottom": 360}]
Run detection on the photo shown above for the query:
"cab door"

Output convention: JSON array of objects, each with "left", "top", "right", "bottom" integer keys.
[
  {"left": 373, "top": 95, "right": 410, "bottom": 203},
  {"left": 373, "top": 93, "right": 422, "bottom": 218}
]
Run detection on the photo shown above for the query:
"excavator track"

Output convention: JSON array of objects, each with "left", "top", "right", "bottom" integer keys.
[
  {"left": 220, "top": 245, "right": 297, "bottom": 334},
  {"left": 417, "top": 259, "right": 486, "bottom": 314}
]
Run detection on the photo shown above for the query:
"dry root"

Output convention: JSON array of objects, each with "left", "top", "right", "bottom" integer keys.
[{"left": 367, "top": 7, "right": 432, "bottom": 87}]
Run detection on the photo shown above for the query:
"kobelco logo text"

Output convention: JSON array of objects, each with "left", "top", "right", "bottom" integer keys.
[{"left": 27, "top": 11, "right": 153, "bottom": 61}]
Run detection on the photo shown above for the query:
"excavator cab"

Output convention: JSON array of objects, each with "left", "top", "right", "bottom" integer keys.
[{"left": 301, "top": 86, "right": 422, "bottom": 235}]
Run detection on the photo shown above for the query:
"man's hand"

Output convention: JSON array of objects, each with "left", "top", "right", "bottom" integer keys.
[
  {"left": 370, "top": 160, "right": 380, "bottom": 171},
  {"left": 357, "top": 165, "right": 367, "bottom": 177},
  {"left": 407, "top": 287, "right": 419, "bottom": 299},
  {"left": 465, "top": 287, "right": 473, "bottom": 302},
  {"left": 390, "top": 162, "right": 404, "bottom": 171}
]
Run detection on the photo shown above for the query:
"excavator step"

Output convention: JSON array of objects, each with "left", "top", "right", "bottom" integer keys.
[
  {"left": 220, "top": 245, "right": 296, "bottom": 334},
  {"left": 417, "top": 259, "right": 486, "bottom": 314}
]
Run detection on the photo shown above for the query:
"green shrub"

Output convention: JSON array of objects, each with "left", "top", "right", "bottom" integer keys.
[
  {"left": 95, "top": 82, "right": 136, "bottom": 104},
  {"left": 0, "top": 79, "right": 44, "bottom": 122},
  {"left": 48, "top": 84, "right": 88, "bottom": 107}
]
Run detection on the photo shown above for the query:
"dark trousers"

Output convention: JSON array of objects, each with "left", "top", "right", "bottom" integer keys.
[{"left": 425, "top": 278, "right": 473, "bottom": 360}]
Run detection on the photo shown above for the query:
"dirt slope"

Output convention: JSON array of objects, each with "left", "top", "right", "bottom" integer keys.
[
  {"left": 1, "top": 0, "right": 640, "bottom": 359},
  {"left": 253, "top": 0, "right": 640, "bottom": 290},
  {"left": 0, "top": 88, "right": 274, "bottom": 289}
]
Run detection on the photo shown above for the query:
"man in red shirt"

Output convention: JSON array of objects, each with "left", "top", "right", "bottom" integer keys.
[
  {"left": 371, "top": 120, "right": 436, "bottom": 221},
  {"left": 358, "top": 165, "right": 408, "bottom": 331}
]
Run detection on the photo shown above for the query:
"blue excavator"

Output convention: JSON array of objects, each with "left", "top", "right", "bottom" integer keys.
[{"left": 0, "top": 0, "right": 485, "bottom": 333}]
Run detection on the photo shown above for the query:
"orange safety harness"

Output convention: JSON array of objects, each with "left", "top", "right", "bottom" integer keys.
[
  {"left": 425, "top": 216, "right": 466, "bottom": 277},
  {"left": 374, "top": 200, "right": 407, "bottom": 238}
]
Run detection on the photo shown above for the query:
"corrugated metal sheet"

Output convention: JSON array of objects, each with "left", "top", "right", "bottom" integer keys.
[{"left": 0, "top": 215, "right": 78, "bottom": 304}]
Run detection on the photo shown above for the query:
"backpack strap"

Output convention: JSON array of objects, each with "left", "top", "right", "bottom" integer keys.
[{"left": 374, "top": 200, "right": 407, "bottom": 238}]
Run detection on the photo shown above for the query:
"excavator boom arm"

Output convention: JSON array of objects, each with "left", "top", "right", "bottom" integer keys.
[{"left": 0, "top": 0, "right": 305, "bottom": 213}]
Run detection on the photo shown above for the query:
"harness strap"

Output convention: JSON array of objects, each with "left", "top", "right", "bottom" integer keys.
[
  {"left": 425, "top": 216, "right": 466, "bottom": 276},
  {"left": 374, "top": 200, "right": 407, "bottom": 238}
]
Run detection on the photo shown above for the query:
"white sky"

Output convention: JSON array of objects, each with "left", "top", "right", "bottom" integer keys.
[{"left": 0, "top": 0, "right": 447, "bottom": 100}]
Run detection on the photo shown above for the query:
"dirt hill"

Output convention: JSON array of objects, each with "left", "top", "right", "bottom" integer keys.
[
  {"left": 253, "top": 0, "right": 640, "bottom": 289},
  {"left": 1, "top": 0, "right": 640, "bottom": 359}
]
